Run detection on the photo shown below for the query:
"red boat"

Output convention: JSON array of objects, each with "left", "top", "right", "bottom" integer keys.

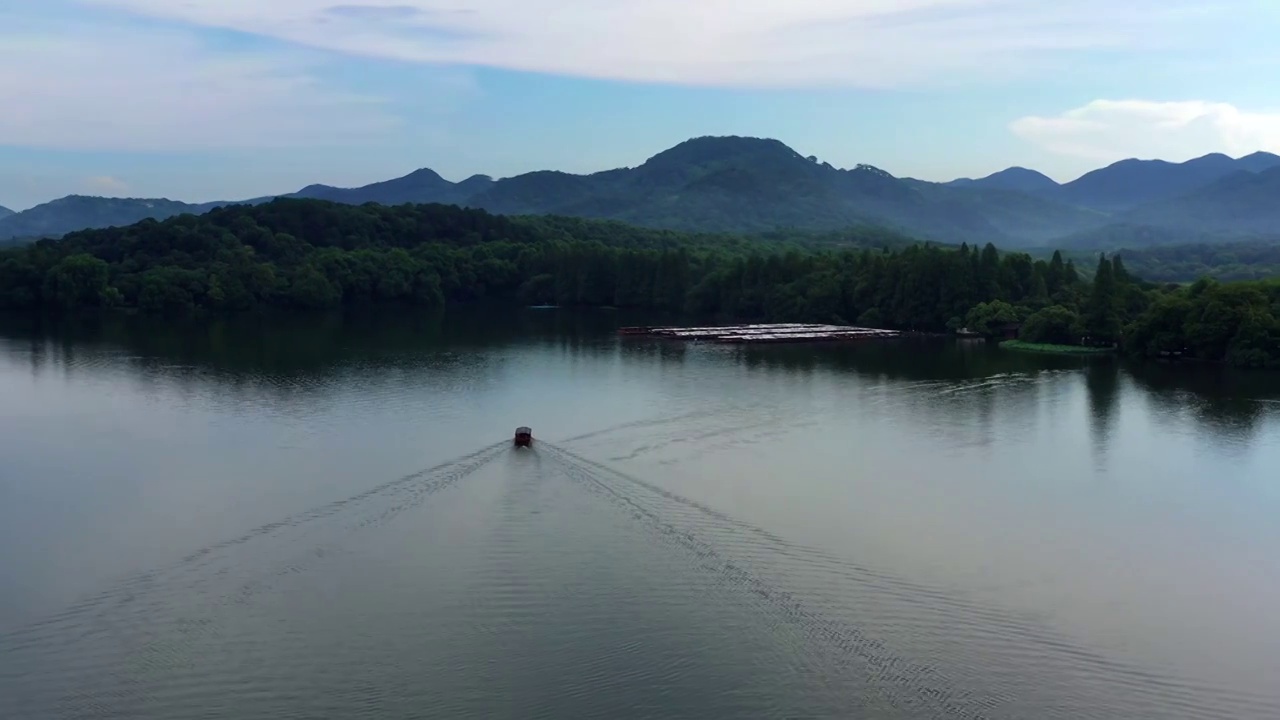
[{"left": 514, "top": 426, "right": 533, "bottom": 448}]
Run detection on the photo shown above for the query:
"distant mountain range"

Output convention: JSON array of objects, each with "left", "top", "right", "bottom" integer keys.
[
  {"left": 3, "top": 136, "right": 1279, "bottom": 250},
  {"left": 0, "top": 205, "right": 12, "bottom": 220}
]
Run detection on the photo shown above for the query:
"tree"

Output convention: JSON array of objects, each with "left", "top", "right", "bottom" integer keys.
[
  {"left": 1020, "top": 305, "right": 1082, "bottom": 345},
  {"left": 1112, "top": 254, "right": 1131, "bottom": 285},
  {"left": 964, "top": 300, "right": 1020, "bottom": 336},
  {"left": 1124, "top": 295, "right": 1191, "bottom": 358},
  {"left": 43, "top": 254, "right": 111, "bottom": 308},
  {"left": 1046, "top": 250, "right": 1066, "bottom": 294},
  {"left": 1227, "top": 309, "right": 1280, "bottom": 368},
  {"left": 1084, "top": 254, "right": 1120, "bottom": 344},
  {"left": 1063, "top": 259, "right": 1080, "bottom": 285},
  {"left": 287, "top": 265, "right": 341, "bottom": 309},
  {"left": 978, "top": 242, "right": 1001, "bottom": 299}
]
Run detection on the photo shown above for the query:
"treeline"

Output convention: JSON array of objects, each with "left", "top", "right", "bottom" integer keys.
[
  {"left": 1125, "top": 278, "right": 1280, "bottom": 367},
  {"left": 1, "top": 198, "right": 1277, "bottom": 367},
  {"left": 0, "top": 199, "right": 1077, "bottom": 324}
]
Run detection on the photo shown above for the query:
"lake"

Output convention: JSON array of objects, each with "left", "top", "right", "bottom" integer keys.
[{"left": 2, "top": 308, "right": 1279, "bottom": 719}]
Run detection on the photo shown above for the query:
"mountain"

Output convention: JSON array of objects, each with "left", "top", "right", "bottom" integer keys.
[
  {"left": 4, "top": 138, "right": 1280, "bottom": 251},
  {"left": 1122, "top": 166, "right": 1280, "bottom": 236},
  {"left": 0, "top": 195, "right": 275, "bottom": 240},
  {"left": 1235, "top": 151, "right": 1280, "bottom": 173},
  {"left": 0, "top": 205, "right": 13, "bottom": 220},
  {"left": 1051, "top": 166, "right": 1280, "bottom": 249},
  {"left": 0, "top": 196, "right": 212, "bottom": 239},
  {"left": 458, "top": 137, "right": 1011, "bottom": 243},
  {"left": 1052, "top": 152, "right": 1272, "bottom": 212},
  {"left": 297, "top": 136, "right": 1014, "bottom": 244},
  {"left": 946, "top": 167, "right": 1060, "bottom": 195},
  {"left": 905, "top": 180, "right": 1104, "bottom": 243},
  {"left": 292, "top": 169, "right": 494, "bottom": 205}
]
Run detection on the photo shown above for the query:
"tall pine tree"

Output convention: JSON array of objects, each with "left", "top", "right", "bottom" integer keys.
[{"left": 1085, "top": 253, "right": 1120, "bottom": 344}]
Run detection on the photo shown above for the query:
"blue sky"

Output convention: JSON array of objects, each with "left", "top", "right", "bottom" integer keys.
[{"left": 2, "top": 0, "right": 1279, "bottom": 210}]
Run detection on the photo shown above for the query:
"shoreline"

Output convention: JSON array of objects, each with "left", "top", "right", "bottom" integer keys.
[{"left": 999, "top": 339, "right": 1115, "bottom": 356}]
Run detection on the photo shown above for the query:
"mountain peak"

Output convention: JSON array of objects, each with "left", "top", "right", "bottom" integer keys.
[
  {"left": 642, "top": 135, "right": 806, "bottom": 168},
  {"left": 948, "top": 166, "right": 1059, "bottom": 193},
  {"left": 1236, "top": 151, "right": 1280, "bottom": 173},
  {"left": 1182, "top": 152, "right": 1236, "bottom": 171},
  {"left": 399, "top": 168, "right": 447, "bottom": 182},
  {"left": 293, "top": 167, "right": 462, "bottom": 206},
  {"left": 1059, "top": 150, "right": 1280, "bottom": 211}
]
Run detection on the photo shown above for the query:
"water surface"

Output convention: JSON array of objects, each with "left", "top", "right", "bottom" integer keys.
[{"left": 2, "top": 309, "right": 1279, "bottom": 719}]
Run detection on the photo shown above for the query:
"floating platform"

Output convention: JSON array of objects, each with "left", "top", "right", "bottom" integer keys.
[{"left": 617, "top": 323, "right": 901, "bottom": 344}]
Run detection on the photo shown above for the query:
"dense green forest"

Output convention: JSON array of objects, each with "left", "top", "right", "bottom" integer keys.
[
  {"left": 1103, "top": 241, "right": 1280, "bottom": 282},
  {"left": 1, "top": 198, "right": 1278, "bottom": 367}
]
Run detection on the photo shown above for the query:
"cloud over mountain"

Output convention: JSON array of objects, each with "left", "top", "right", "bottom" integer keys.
[{"left": 1012, "top": 99, "right": 1280, "bottom": 164}]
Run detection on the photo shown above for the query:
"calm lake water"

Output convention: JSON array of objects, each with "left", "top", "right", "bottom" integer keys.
[{"left": 2, "top": 308, "right": 1280, "bottom": 719}]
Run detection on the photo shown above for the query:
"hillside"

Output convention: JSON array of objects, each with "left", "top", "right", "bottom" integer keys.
[
  {"left": 0, "top": 205, "right": 12, "bottom": 220},
  {"left": 904, "top": 180, "right": 1104, "bottom": 243},
  {"left": 1122, "top": 166, "right": 1280, "bottom": 235},
  {"left": 1051, "top": 152, "right": 1280, "bottom": 212},
  {"left": 5, "top": 137, "right": 1280, "bottom": 251},
  {"left": 1113, "top": 240, "right": 1280, "bottom": 282},
  {"left": 1051, "top": 224, "right": 1235, "bottom": 251}
]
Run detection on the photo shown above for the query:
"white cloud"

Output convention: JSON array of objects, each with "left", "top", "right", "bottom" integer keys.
[
  {"left": 84, "top": 176, "right": 131, "bottom": 195},
  {"left": 1011, "top": 100, "right": 1280, "bottom": 162},
  {"left": 0, "top": 26, "right": 405, "bottom": 152},
  {"left": 80, "top": 0, "right": 1260, "bottom": 88}
]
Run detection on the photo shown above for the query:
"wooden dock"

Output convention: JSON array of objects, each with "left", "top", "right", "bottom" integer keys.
[{"left": 617, "top": 323, "right": 901, "bottom": 344}]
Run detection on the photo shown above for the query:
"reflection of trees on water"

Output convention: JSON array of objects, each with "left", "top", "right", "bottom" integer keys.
[
  {"left": 1125, "top": 362, "right": 1280, "bottom": 445},
  {"left": 3, "top": 308, "right": 638, "bottom": 409},
  {"left": 1084, "top": 361, "right": 1120, "bottom": 470},
  {"left": 729, "top": 338, "right": 1062, "bottom": 453},
  {"left": 729, "top": 337, "right": 1085, "bottom": 382},
  {"left": 5, "top": 310, "right": 1279, "bottom": 445}
]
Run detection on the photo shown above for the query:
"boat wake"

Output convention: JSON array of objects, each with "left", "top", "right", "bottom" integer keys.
[
  {"left": 0, "top": 441, "right": 508, "bottom": 719},
  {"left": 539, "top": 443, "right": 1280, "bottom": 720}
]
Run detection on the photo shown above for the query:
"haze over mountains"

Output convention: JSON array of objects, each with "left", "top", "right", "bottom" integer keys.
[{"left": 3, "top": 136, "right": 1278, "bottom": 250}]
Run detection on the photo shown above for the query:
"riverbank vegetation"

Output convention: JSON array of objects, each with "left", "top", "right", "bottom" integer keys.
[
  {"left": 1, "top": 198, "right": 1277, "bottom": 367},
  {"left": 999, "top": 340, "right": 1114, "bottom": 356}
]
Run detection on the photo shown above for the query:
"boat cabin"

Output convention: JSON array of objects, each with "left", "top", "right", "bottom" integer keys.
[{"left": 514, "top": 426, "right": 533, "bottom": 447}]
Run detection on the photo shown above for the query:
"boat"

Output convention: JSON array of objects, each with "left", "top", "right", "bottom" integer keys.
[{"left": 514, "top": 426, "right": 533, "bottom": 448}]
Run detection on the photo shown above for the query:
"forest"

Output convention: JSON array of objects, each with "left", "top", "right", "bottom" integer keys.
[
  {"left": 1, "top": 198, "right": 1277, "bottom": 367},
  {"left": 1104, "top": 240, "right": 1280, "bottom": 282}
]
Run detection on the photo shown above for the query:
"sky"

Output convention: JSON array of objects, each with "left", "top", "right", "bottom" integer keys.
[{"left": 2, "top": 0, "right": 1279, "bottom": 210}]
